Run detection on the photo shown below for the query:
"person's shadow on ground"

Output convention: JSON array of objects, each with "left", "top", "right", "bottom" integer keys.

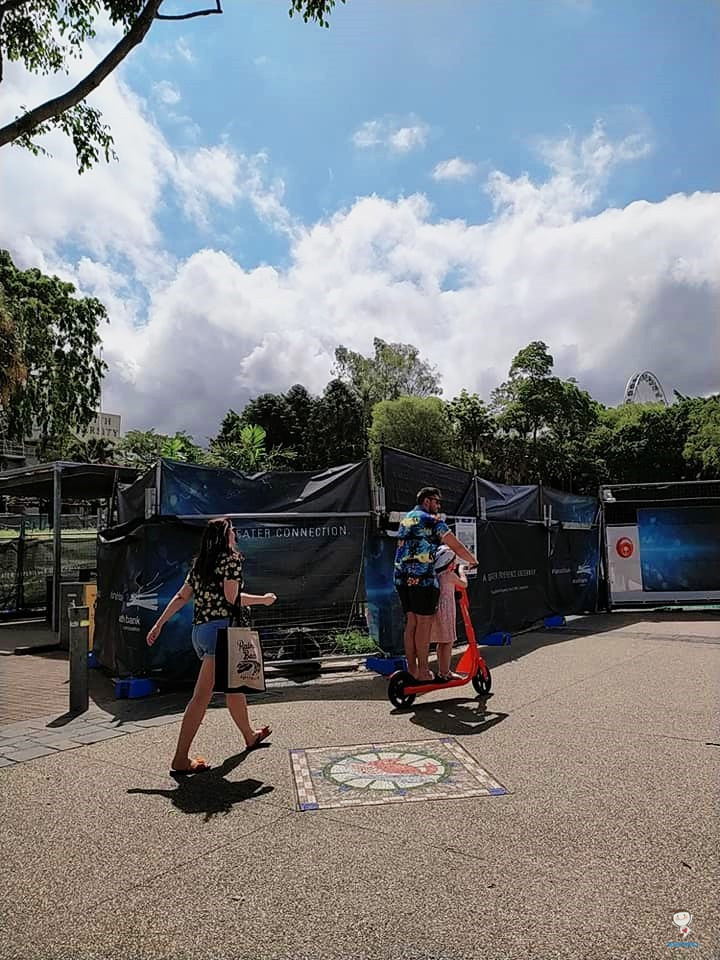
[
  {"left": 127, "top": 750, "right": 274, "bottom": 822},
  {"left": 403, "top": 695, "right": 509, "bottom": 738}
]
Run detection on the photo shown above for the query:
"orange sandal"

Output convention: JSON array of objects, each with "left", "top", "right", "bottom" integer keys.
[{"left": 170, "top": 756, "right": 211, "bottom": 776}]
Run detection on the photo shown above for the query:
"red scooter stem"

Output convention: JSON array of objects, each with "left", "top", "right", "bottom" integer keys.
[{"left": 400, "top": 586, "right": 487, "bottom": 696}]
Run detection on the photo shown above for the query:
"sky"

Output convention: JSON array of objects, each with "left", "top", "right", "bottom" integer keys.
[{"left": 1, "top": 0, "right": 719, "bottom": 443}]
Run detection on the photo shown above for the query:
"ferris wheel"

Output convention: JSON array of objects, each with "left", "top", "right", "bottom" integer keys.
[{"left": 623, "top": 370, "right": 669, "bottom": 406}]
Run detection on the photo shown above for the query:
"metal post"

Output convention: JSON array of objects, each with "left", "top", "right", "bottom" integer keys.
[
  {"left": 52, "top": 463, "right": 62, "bottom": 634},
  {"left": 155, "top": 459, "right": 162, "bottom": 516},
  {"left": 69, "top": 604, "right": 89, "bottom": 714},
  {"left": 473, "top": 476, "right": 480, "bottom": 517},
  {"left": 15, "top": 515, "right": 25, "bottom": 613}
]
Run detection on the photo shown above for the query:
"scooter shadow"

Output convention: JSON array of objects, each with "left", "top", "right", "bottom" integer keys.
[{"left": 398, "top": 695, "right": 509, "bottom": 737}]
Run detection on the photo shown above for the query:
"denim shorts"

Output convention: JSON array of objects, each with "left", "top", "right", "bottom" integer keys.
[{"left": 191, "top": 618, "right": 229, "bottom": 660}]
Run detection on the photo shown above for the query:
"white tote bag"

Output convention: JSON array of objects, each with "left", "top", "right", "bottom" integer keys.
[{"left": 214, "top": 625, "right": 266, "bottom": 694}]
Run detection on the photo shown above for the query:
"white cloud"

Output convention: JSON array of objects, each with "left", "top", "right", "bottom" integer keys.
[
  {"left": 1, "top": 60, "right": 717, "bottom": 443},
  {"left": 432, "top": 157, "right": 478, "bottom": 182},
  {"left": 487, "top": 121, "right": 653, "bottom": 226},
  {"left": 171, "top": 146, "right": 295, "bottom": 234},
  {"left": 389, "top": 124, "right": 429, "bottom": 153},
  {"left": 104, "top": 181, "right": 718, "bottom": 439},
  {"left": 175, "top": 37, "right": 195, "bottom": 64},
  {"left": 153, "top": 80, "right": 181, "bottom": 105},
  {"left": 352, "top": 115, "right": 430, "bottom": 154}
]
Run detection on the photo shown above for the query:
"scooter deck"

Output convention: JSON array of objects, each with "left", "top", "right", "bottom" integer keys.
[{"left": 403, "top": 672, "right": 471, "bottom": 696}]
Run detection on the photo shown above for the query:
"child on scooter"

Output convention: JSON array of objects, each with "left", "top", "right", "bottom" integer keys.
[{"left": 431, "top": 545, "right": 468, "bottom": 681}]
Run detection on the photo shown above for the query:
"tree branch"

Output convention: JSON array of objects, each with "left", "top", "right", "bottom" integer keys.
[
  {"left": 0, "top": 0, "right": 164, "bottom": 149},
  {"left": 156, "top": 0, "right": 222, "bottom": 20}
]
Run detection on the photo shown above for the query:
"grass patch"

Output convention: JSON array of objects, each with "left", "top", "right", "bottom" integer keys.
[{"left": 332, "top": 629, "right": 378, "bottom": 656}]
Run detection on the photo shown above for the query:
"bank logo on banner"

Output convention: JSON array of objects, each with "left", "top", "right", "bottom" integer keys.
[
  {"left": 607, "top": 525, "right": 642, "bottom": 598},
  {"left": 126, "top": 589, "right": 160, "bottom": 612}
]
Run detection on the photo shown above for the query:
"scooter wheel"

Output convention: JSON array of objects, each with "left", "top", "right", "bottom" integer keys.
[
  {"left": 388, "top": 672, "right": 416, "bottom": 710},
  {"left": 472, "top": 668, "right": 492, "bottom": 696}
]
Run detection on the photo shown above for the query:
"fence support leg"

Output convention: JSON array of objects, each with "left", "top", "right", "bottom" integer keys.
[
  {"left": 69, "top": 604, "right": 89, "bottom": 715},
  {"left": 15, "top": 516, "right": 25, "bottom": 613}
]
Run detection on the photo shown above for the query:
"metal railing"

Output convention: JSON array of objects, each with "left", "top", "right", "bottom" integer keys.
[{"left": 0, "top": 439, "right": 26, "bottom": 458}]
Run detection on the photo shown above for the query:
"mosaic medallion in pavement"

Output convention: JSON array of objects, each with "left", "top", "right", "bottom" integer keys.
[{"left": 290, "top": 738, "right": 508, "bottom": 811}]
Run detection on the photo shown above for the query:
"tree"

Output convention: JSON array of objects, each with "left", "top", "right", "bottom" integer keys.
[
  {"left": 206, "top": 424, "right": 295, "bottom": 473},
  {"left": 369, "top": 396, "right": 454, "bottom": 472},
  {"left": 491, "top": 341, "right": 600, "bottom": 487},
  {"left": 584, "top": 402, "right": 692, "bottom": 487},
  {"left": 447, "top": 390, "right": 495, "bottom": 474},
  {"left": 0, "top": 249, "right": 106, "bottom": 447},
  {"left": 0, "top": 0, "right": 345, "bottom": 172},
  {"left": 334, "top": 337, "right": 442, "bottom": 437},
  {"left": 115, "top": 428, "right": 204, "bottom": 470},
  {"left": 308, "top": 379, "right": 366, "bottom": 468},
  {"left": 44, "top": 431, "right": 118, "bottom": 464},
  {"left": 683, "top": 396, "right": 720, "bottom": 478},
  {"left": 0, "top": 285, "right": 25, "bottom": 412}
]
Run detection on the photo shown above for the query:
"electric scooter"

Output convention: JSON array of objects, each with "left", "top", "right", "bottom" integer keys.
[{"left": 387, "top": 586, "right": 492, "bottom": 709}]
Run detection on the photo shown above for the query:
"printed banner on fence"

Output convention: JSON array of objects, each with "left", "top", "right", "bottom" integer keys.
[
  {"left": 94, "top": 517, "right": 368, "bottom": 679},
  {"left": 608, "top": 506, "right": 720, "bottom": 603}
]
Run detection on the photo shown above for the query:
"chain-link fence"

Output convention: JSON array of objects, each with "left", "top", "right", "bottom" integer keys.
[
  {"left": 0, "top": 519, "right": 97, "bottom": 616},
  {"left": 0, "top": 513, "right": 100, "bottom": 532}
]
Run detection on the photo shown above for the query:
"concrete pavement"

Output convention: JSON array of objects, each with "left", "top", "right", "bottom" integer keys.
[{"left": 1, "top": 612, "right": 718, "bottom": 959}]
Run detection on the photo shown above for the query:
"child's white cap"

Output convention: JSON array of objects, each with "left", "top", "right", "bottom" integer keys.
[{"left": 434, "top": 545, "right": 456, "bottom": 574}]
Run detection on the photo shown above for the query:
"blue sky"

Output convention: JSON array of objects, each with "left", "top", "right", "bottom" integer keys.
[
  {"left": 129, "top": 0, "right": 720, "bottom": 269},
  {"left": 2, "top": 0, "right": 718, "bottom": 437}
]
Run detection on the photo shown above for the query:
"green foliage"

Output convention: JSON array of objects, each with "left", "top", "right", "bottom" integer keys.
[
  {"left": 115, "top": 429, "right": 204, "bottom": 470},
  {"left": 217, "top": 378, "right": 366, "bottom": 472},
  {"left": 1, "top": 0, "right": 346, "bottom": 172},
  {"left": 586, "top": 402, "right": 691, "bottom": 486},
  {"left": 288, "top": 0, "right": 345, "bottom": 27},
  {"left": 490, "top": 341, "right": 601, "bottom": 487},
  {"left": 17, "top": 104, "right": 117, "bottom": 175},
  {"left": 332, "top": 629, "right": 377, "bottom": 655},
  {"left": 334, "top": 338, "right": 442, "bottom": 412},
  {"left": 0, "top": 249, "right": 106, "bottom": 446},
  {"left": 369, "top": 396, "right": 454, "bottom": 471},
  {"left": 206, "top": 423, "right": 296, "bottom": 473},
  {"left": 230, "top": 384, "right": 315, "bottom": 467},
  {"left": 447, "top": 390, "right": 494, "bottom": 474},
  {"left": 309, "top": 379, "right": 367, "bottom": 467},
  {"left": 0, "top": 285, "right": 26, "bottom": 409},
  {"left": 684, "top": 397, "right": 720, "bottom": 477}
]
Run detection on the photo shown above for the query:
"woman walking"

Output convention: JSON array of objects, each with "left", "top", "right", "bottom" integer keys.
[{"left": 147, "top": 517, "right": 276, "bottom": 774}]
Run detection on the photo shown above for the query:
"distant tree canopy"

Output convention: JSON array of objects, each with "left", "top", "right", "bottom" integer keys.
[{"left": 9, "top": 295, "right": 716, "bottom": 491}]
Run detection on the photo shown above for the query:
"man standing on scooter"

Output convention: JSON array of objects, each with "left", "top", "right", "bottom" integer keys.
[{"left": 394, "top": 487, "right": 478, "bottom": 682}]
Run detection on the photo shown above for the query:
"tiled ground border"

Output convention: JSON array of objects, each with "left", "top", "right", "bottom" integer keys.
[{"left": 291, "top": 737, "right": 508, "bottom": 810}]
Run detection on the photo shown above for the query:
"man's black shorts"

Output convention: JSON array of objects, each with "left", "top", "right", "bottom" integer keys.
[{"left": 396, "top": 584, "right": 440, "bottom": 617}]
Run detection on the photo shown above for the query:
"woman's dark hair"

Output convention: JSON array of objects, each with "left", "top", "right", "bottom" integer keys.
[{"left": 191, "top": 517, "right": 234, "bottom": 583}]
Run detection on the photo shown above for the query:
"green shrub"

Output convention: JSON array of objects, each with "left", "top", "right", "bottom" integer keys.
[{"left": 332, "top": 629, "right": 378, "bottom": 655}]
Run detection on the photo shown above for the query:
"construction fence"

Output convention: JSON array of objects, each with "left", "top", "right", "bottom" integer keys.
[{"left": 0, "top": 517, "right": 97, "bottom": 616}]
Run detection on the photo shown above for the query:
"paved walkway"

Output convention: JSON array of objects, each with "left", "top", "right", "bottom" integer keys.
[{"left": 1, "top": 612, "right": 718, "bottom": 959}]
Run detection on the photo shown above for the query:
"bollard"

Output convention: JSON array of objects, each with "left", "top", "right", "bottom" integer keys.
[{"left": 69, "top": 604, "right": 90, "bottom": 714}]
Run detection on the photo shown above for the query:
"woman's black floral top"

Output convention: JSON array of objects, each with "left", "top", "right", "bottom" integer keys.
[{"left": 185, "top": 552, "right": 249, "bottom": 626}]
